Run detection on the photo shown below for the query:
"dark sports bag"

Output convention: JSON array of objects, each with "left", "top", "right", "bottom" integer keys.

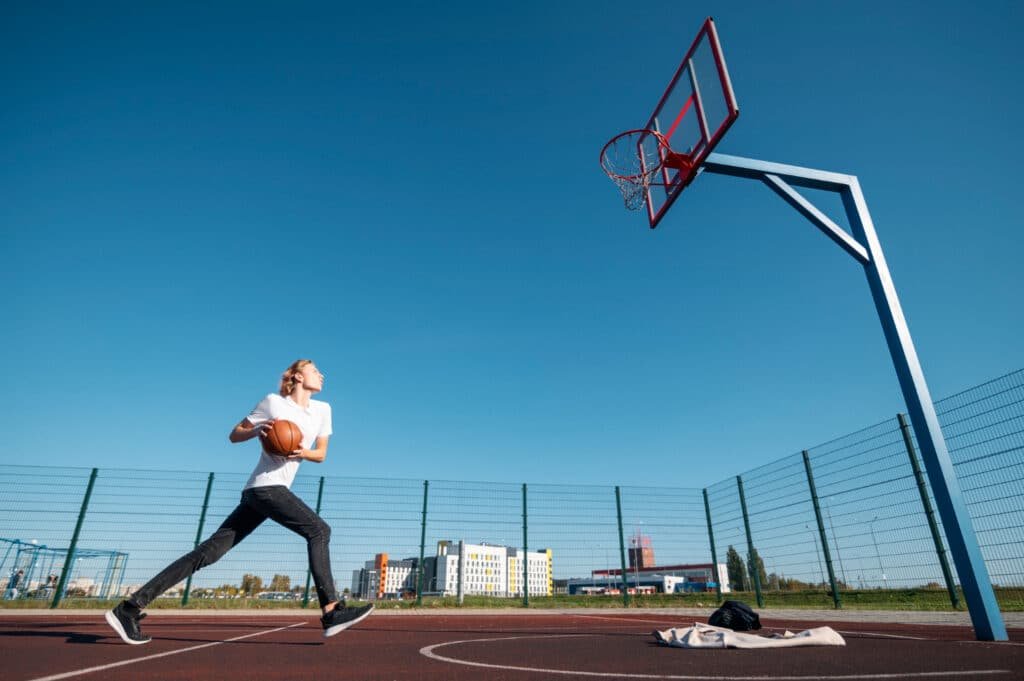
[{"left": 708, "top": 600, "right": 762, "bottom": 631}]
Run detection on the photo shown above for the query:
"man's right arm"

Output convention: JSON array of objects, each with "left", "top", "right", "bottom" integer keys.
[{"left": 229, "top": 418, "right": 270, "bottom": 443}]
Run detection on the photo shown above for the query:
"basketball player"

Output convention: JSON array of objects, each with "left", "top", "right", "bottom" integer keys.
[{"left": 105, "top": 359, "right": 372, "bottom": 644}]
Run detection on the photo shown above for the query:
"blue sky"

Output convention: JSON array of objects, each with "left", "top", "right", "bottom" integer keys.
[{"left": 3, "top": 1, "right": 1022, "bottom": 488}]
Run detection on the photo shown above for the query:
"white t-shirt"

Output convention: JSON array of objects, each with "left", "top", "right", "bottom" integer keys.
[{"left": 243, "top": 393, "right": 333, "bottom": 490}]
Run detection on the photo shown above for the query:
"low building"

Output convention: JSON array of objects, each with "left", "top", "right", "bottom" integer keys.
[
  {"left": 351, "top": 554, "right": 418, "bottom": 600},
  {"left": 569, "top": 562, "right": 729, "bottom": 595}
]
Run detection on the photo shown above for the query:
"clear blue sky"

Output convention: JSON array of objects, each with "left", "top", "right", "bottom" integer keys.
[{"left": 3, "top": 1, "right": 1022, "bottom": 487}]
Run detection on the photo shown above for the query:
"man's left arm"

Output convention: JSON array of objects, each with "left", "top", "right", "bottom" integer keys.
[{"left": 292, "top": 436, "right": 329, "bottom": 462}]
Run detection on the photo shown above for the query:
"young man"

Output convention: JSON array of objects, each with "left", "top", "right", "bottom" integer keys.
[{"left": 105, "top": 360, "right": 372, "bottom": 644}]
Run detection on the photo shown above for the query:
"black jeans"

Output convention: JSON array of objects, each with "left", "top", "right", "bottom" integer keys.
[{"left": 128, "top": 485, "right": 339, "bottom": 609}]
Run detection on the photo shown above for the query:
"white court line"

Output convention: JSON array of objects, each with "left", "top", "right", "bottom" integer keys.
[
  {"left": 834, "top": 630, "right": 928, "bottom": 641},
  {"left": 573, "top": 614, "right": 694, "bottom": 626},
  {"left": 573, "top": 613, "right": 1015, "bottom": 645},
  {"left": 419, "top": 633, "right": 1011, "bottom": 680},
  {"left": 25, "top": 621, "right": 307, "bottom": 681}
]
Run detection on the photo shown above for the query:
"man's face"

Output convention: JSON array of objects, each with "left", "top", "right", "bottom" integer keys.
[{"left": 299, "top": 364, "right": 324, "bottom": 392}]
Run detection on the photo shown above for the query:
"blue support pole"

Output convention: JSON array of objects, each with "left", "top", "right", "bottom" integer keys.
[
  {"left": 841, "top": 179, "right": 1003, "bottom": 640},
  {"left": 699, "top": 153, "right": 1006, "bottom": 641}
]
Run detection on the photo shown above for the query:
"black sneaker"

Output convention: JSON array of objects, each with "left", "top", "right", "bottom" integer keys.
[
  {"left": 321, "top": 603, "right": 374, "bottom": 638},
  {"left": 105, "top": 602, "right": 151, "bottom": 645}
]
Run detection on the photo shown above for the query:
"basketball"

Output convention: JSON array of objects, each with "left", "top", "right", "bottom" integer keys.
[{"left": 261, "top": 420, "right": 303, "bottom": 455}]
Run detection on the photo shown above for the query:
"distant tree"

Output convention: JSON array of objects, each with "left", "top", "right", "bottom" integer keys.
[
  {"left": 748, "top": 547, "right": 768, "bottom": 590},
  {"left": 269, "top": 574, "right": 291, "bottom": 591},
  {"left": 777, "top": 576, "right": 813, "bottom": 591},
  {"left": 725, "top": 546, "right": 745, "bottom": 591},
  {"left": 240, "top": 573, "right": 263, "bottom": 596},
  {"left": 216, "top": 584, "right": 239, "bottom": 597}
]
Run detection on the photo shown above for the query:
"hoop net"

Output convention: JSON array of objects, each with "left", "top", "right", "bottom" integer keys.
[{"left": 600, "top": 129, "right": 672, "bottom": 211}]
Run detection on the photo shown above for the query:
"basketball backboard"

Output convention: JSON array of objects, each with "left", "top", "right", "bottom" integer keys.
[{"left": 601, "top": 17, "right": 739, "bottom": 228}]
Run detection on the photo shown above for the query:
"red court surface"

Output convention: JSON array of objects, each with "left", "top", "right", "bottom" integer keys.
[{"left": 2, "top": 610, "right": 1023, "bottom": 681}]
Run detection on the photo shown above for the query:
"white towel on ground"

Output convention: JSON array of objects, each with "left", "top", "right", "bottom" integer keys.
[{"left": 653, "top": 623, "right": 846, "bottom": 649}]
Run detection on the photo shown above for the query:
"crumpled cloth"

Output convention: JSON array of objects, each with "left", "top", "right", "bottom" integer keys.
[{"left": 653, "top": 622, "right": 845, "bottom": 649}]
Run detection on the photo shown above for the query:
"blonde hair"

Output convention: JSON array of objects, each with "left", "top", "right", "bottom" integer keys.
[{"left": 279, "top": 359, "right": 313, "bottom": 396}]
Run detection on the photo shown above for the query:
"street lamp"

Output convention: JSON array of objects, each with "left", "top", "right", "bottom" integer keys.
[
  {"left": 632, "top": 522, "right": 643, "bottom": 595},
  {"left": 868, "top": 516, "right": 887, "bottom": 588},
  {"left": 806, "top": 524, "right": 824, "bottom": 586},
  {"left": 825, "top": 498, "right": 848, "bottom": 587},
  {"left": 604, "top": 549, "right": 610, "bottom": 592}
]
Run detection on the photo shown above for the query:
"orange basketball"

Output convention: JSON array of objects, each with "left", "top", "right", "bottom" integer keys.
[{"left": 261, "top": 419, "right": 303, "bottom": 455}]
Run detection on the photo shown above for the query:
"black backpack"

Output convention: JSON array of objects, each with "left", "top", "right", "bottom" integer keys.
[{"left": 708, "top": 600, "right": 762, "bottom": 631}]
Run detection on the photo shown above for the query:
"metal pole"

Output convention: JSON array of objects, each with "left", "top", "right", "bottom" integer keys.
[
  {"left": 807, "top": 525, "right": 824, "bottom": 584},
  {"left": 869, "top": 516, "right": 886, "bottom": 587},
  {"left": 417, "top": 480, "right": 429, "bottom": 606},
  {"left": 51, "top": 468, "right": 98, "bottom": 609},
  {"left": 843, "top": 178, "right": 998, "bottom": 633},
  {"left": 825, "top": 498, "right": 848, "bottom": 586},
  {"left": 736, "top": 475, "right": 763, "bottom": 607},
  {"left": 701, "top": 152, "right": 1006, "bottom": 641},
  {"left": 802, "top": 451, "right": 841, "bottom": 608},
  {"left": 898, "top": 413, "right": 960, "bottom": 608},
  {"left": 633, "top": 527, "right": 640, "bottom": 596},
  {"left": 702, "top": 489, "right": 722, "bottom": 602},
  {"left": 182, "top": 472, "right": 215, "bottom": 606},
  {"left": 302, "top": 477, "right": 325, "bottom": 608},
  {"left": 522, "top": 483, "right": 529, "bottom": 608},
  {"left": 614, "top": 487, "right": 630, "bottom": 607}
]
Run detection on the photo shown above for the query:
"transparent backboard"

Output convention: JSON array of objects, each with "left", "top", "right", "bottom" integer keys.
[{"left": 643, "top": 17, "right": 739, "bottom": 228}]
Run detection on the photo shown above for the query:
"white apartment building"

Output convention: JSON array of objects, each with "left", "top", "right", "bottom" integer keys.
[{"left": 435, "top": 540, "right": 552, "bottom": 598}]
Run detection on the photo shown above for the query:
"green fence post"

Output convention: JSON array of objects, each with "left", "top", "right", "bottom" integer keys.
[
  {"left": 898, "top": 413, "right": 961, "bottom": 609},
  {"left": 703, "top": 489, "right": 723, "bottom": 603},
  {"left": 522, "top": 483, "right": 529, "bottom": 608},
  {"left": 802, "top": 451, "right": 842, "bottom": 609},
  {"left": 182, "top": 472, "right": 215, "bottom": 606},
  {"left": 614, "top": 486, "right": 630, "bottom": 607},
  {"left": 736, "top": 475, "right": 764, "bottom": 608},
  {"left": 51, "top": 468, "right": 98, "bottom": 609},
  {"left": 302, "top": 476, "right": 326, "bottom": 608},
  {"left": 417, "top": 480, "right": 429, "bottom": 606}
]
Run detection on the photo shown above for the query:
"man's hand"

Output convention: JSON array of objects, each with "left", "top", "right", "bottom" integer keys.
[{"left": 229, "top": 418, "right": 275, "bottom": 443}]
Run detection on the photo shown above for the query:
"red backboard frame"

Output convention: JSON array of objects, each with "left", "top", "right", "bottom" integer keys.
[{"left": 642, "top": 17, "right": 739, "bottom": 228}]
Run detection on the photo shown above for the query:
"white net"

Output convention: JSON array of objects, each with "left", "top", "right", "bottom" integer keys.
[{"left": 600, "top": 129, "right": 670, "bottom": 211}]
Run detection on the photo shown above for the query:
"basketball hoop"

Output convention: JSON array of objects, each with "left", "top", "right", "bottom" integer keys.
[{"left": 600, "top": 129, "right": 694, "bottom": 211}]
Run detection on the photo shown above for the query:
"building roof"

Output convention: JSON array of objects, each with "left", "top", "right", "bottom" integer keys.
[{"left": 593, "top": 562, "right": 716, "bottom": 577}]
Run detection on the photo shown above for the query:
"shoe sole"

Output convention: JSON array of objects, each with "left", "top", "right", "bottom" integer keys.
[
  {"left": 104, "top": 610, "right": 151, "bottom": 645},
  {"left": 323, "top": 605, "right": 375, "bottom": 638}
]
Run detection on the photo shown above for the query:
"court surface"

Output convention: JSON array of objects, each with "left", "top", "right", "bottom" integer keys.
[{"left": 3, "top": 608, "right": 1023, "bottom": 681}]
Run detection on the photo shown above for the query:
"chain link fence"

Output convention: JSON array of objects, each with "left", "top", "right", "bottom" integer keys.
[{"left": 1, "top": 369, "right": 1021, "bottom": 610}]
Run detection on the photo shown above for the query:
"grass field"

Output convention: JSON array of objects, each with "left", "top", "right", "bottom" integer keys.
[{"left": 4, "top": 587, "right": 1022, "bottom": 612}]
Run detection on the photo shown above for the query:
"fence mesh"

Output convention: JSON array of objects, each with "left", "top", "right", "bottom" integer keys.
[
  {"left": 936, "top": 368, "right": 1024, "bottom": 606},
  {"left": 0, "top": 369, "right": 1021, "bottom": 611}
]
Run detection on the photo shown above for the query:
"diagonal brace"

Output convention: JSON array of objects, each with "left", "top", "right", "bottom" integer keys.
[{"left": 762, "top": 174, "right": 870, "bottom": 265}]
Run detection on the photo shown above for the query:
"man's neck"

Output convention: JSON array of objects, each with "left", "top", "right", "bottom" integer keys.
[{"left": 289, "top": 388, "right": 313, "bottom": 408}]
